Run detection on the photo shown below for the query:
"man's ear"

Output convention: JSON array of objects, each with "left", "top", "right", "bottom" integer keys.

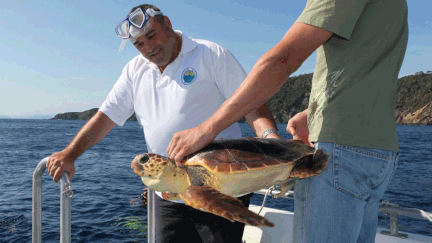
[{"left": 163, "top": 16, "right": 173, "bottom": 30}]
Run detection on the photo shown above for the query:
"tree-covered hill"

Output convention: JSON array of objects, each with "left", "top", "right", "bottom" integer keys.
[
  {"left": 266, "top": 71, "right": 432, "bottom": 125},
  {"left": 52, "top": 108, "right": 136, "bottom": 121},
  {"left": 52, "top": 71, "right": 432, "bottom": 125},
  {"left": 395, "top": 71, "right": 432, "bottom": 125},
  {"left": 53, "top": 108, "right": 99, "bottom": 120}
]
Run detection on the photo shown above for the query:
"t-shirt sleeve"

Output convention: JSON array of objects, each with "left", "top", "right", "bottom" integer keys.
[
  {"left": 99, "top": 65, "right": 135, "bottom": 126},
  {"left": 295, "top": 0, "right": 368, "bottom": 40},
  {"left": 211, "top": 47, "right": 247, "bottom": 99}
]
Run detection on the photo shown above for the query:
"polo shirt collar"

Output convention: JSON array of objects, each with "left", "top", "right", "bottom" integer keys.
[{"left": 176, "top": 30, "right": 197, "bottom": 56}]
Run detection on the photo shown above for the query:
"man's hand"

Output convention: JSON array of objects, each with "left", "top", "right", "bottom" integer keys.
[
  {"left": 46, "top": 150, "right": 76, "bottom": 182},
  {"left": 45, "top": 111, "right": 116, "bottom": 183},
  {"left": 167, "top": 124, "right": 217, "bottom": 166},
  {"left": 286, "top": 109, "right": 313, "bottom": 147},
  {"left": 141, "top": 188, "right": 148, "bottom": 207}
]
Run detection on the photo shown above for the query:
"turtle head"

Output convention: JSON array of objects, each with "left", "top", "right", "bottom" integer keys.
[{"left": 131, "top": 153, "right": 188, "bottom": 193}]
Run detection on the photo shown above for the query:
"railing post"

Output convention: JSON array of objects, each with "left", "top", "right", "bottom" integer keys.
[
  {"left": 60, "top": 170, "right": 73, "bottom": 243},
  {"left": 380, "top": 212, "right": 408, "bottom": 239},
  {"left": 147, "top": 189, "right": 155, "bottom": 243},
  {"left": 32, "top": 157, "right": 73, "bottom": 243}
]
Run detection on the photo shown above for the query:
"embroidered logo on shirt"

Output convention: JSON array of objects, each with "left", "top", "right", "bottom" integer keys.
[{"left": 181, "top": 68, "right": 197, "bottom": 85}]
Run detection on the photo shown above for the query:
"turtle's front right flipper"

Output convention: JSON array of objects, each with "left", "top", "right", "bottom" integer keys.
[
  {"left": 161, "top": 192, "right": 181, "bottom": 200},
  {"left": 180, "top": 185, "right": 274, "bottom": 227}
]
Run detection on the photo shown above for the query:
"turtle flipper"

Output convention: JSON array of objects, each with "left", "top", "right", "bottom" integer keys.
[
  {"left": 161, "top": 192, "right": 181, "bottom": 200},
  {"left": 289, "top": 148, "right": 329, "bottom": 178},
  {"left": 180, "top": 185, "right": 274, "bottom": 227},
  {"left": 275, "top": 179, "right": 295, "bottom": 198}
]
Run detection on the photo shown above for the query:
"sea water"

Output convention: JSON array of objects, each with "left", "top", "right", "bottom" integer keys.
[{"left": 0, "top": 119, "right": 431, "bottom": 242}]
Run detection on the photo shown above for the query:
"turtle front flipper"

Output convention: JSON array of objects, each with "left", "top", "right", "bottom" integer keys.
[
  {"left": 180, "top": 185, "right": 274, "bottom": 227},
  {"left": 161, "top": 192, "right": 181, "bottom": 201}
]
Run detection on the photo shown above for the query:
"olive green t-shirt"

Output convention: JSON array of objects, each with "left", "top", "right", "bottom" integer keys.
[{"left": 296, "top": 0, "right": 408, "bottom": 152}]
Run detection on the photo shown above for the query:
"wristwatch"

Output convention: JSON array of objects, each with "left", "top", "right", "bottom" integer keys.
[{"left": 261, "top": 128, "right": 278, "bottom": 138}]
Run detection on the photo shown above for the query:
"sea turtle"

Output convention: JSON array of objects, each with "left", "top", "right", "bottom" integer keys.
[{"left": 131, "top": 137, "right": 328, "bottom": 227}]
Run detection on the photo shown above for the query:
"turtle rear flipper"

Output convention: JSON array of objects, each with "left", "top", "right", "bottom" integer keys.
[
  {"left": 180, "top": 185, "right": 274, "bottom": 227},
  {"left": 289, "top": 148, "right": 329, "bottom": 178},
  {"left": 275, "top": 179, "right": 296, "bottom": 198}
]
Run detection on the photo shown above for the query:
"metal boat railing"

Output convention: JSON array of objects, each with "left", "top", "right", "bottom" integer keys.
[
  {"left": 32, "top": 158, "right": 431, "bottom": 243},
  {"left": 254, "top": 189, "right": 432, "bottom": 240},
  {"left": 148, "top": 189, "right": 156, "bottom": 243},
  {"left": 32, "top": 157, "right": 73, "bottom": 243}
]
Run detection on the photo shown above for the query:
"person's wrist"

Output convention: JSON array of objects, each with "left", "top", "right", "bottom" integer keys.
[
  {"left": 265, "top": 132, "right": 281, "bottom": 139},
  {"left": 61, "top": 148, "right": 79, "bottom": 161},
  {"left": 261, "top": 128, "right": 279, "bottom": 138},
  {"left": 200, "top": 120, "right": 220, "bottom": 138}
]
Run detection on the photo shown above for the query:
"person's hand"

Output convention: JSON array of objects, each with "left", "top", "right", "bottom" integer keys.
[
  {"left": 167, "top": 124, "right": 217, "bottom": 166},
  {"left": 141, "top": 188, "right": 148, "bottom": 207},
  {"left": 286, "top": 110, "right": 313, "bottom": 147},
  {"left": 46, "top": 150, "right": 76, "bottom": 182}
]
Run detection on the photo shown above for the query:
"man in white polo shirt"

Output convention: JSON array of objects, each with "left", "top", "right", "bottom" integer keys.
[{"left": 46, "top": 4, "right": 280, "bottom": 243}]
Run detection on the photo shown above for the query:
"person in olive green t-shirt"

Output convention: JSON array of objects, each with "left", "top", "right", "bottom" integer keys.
[
  {"left": 298, "top": 0, "right": 408, "bottom": 152},
  {"left": 167, "top": 1, "right": 408, "bottom": 242}
]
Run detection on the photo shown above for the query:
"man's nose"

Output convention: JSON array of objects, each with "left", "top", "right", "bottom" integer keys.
[{"left": 145, "top": 40, "right": 157, "bottom": 53}]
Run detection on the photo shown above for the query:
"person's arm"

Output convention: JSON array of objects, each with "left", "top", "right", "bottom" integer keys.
[
  {"left": 46, "top": 111, "right": 117, "bottom": 182},
  {"left": 244, "top": 104, "right": 280, "bottom": 139},
  {"left": 167, "top": 22, "right": 332, "bottom": 164}
]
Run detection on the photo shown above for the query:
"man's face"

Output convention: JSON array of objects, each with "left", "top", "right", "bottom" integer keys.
[{"left": 132, "top": 17, "right": 177, "bottom": 69}]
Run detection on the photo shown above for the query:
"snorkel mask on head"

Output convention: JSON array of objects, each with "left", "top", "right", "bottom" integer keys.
[{"left": 115, "top": 8, "right": 163, "bottom": 52}]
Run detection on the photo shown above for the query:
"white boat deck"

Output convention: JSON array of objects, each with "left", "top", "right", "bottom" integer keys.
[{"left": 243, "top": 205, "right": 432, "bottom": 243}]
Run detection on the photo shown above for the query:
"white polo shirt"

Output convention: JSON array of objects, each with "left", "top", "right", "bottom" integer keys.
[{"left": 100, "top": 31, "right": 247, "bottom": 201}]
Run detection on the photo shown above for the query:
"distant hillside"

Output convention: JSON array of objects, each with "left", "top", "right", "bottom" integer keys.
[
  {"left": 395, "top": 71, "right": 432, "bottom": 125},
  {"left": 266, "top": 71, "right": 432, "bottom": 125},
  {"left": 52, "top": 71, "right": 432, "bottom": 125},
  {"left": 52, "top": 108, "right": 137, "bottom": 121},
  {"left": 52, "top": 108, "right": 99, "bottom": 120},
  {"left": 266, "top": 73, "right": 313, "bottom": 123},
  {"left": 0, "top": 114, "right": 53, "bottom": 119}
]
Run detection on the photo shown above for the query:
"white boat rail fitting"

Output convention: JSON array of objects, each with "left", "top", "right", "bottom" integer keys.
[
  {"left": 32, "top": 157, "right": 73, "bottom": 243},
  {"left": 254, "top": 188, "right": 432, "bottom": 240}
]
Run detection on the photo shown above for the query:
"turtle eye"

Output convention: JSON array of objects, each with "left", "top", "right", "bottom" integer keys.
[{"left": 139, "top": 155, "right": 150, "bottom": 164}]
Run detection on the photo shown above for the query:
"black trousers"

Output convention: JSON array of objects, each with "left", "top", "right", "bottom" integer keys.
[{"left": 153, "top": 192, "right": 253, "bottom": 243}]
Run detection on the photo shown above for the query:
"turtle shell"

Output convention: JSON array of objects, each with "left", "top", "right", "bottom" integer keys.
[{"left": 183, "top": 137, "right": 315, "bottom": 174}]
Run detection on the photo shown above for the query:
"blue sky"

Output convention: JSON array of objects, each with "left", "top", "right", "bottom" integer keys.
[{"left": 0, "top": 0, "right": 430, "bottom": 118}]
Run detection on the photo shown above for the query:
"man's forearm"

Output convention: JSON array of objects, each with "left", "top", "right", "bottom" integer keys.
[
  {"left": 202, "top": 51, "right": 295, "bottom": 138},
  {"left": 64, "top": 111, "right": 117, "bottom": 160},
  {"left": 244, "top": 104, "right": 279, "bottom": 137},
  {"left": 200, "top": 23, "right": 332, "bottom": 138}
]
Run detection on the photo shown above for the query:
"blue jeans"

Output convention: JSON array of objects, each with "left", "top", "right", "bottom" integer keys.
[{"left": 293, "top": 142, "right": 398, "bottom": 243}]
